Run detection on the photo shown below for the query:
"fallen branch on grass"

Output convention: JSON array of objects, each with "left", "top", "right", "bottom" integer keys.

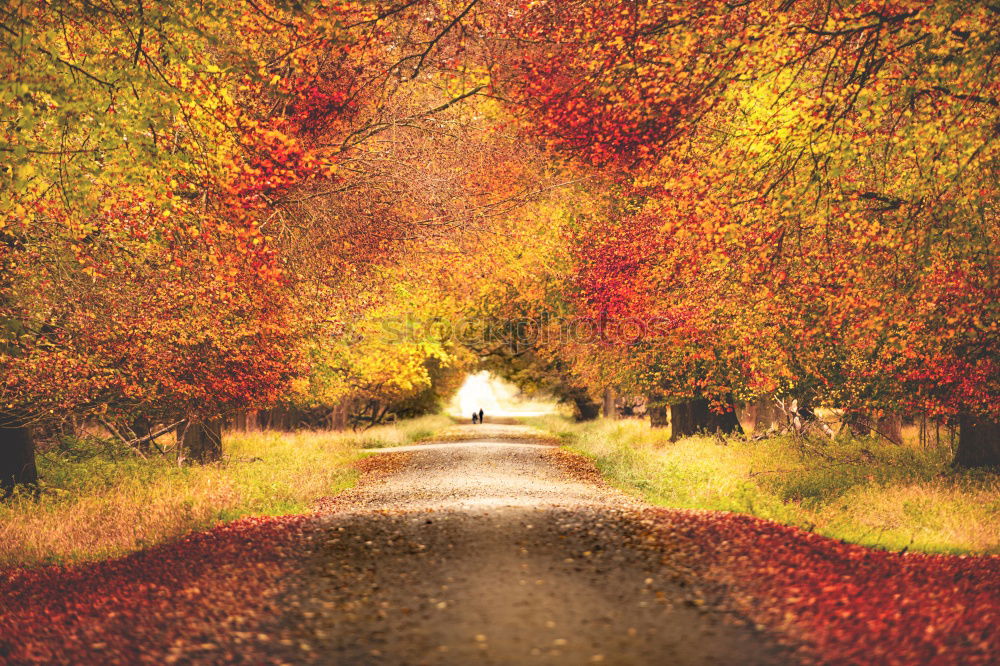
[{"left": 98, "top": 418, "right": 185, "bottom": 457}]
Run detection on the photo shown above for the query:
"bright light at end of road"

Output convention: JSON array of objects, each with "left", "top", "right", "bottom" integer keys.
[{"left": 450, "top": 372, "right": 556, "bottom": 418}]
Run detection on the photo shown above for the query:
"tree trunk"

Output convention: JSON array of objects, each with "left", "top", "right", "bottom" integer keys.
[
  {"left": 875, "top": 413, "right": 903, "bottom": 445},
  {"left": 843, "top": 411, "right": 869, "bottom": 438},
  {"left": 182, "top": 418, "right": 223, "bottom": 464},
  {"left": 328, "top": 400, "right": 348, "bottom": 430},
  {"left": 0, "top": 411, "right": 37, "bottom": 494},
  {"left": 649, "top": 405, "right": 668, "bottom": 428},
  {"left": 573, "top": 396, "right": 600, "bottom": 421},
  {"left": 736, "top": 402, "right": 758, "bottom": 435},
  {"left": 602, "top": 386, "right": 617, "bottom": 420},
  {"left": 373, "top": 403, "right": 390, "bottom": 427},
  {"left": 669, "top": 400, "right": 700, "bottom": 441},
  {"left": 845, "top": 411, "right": 903, "bottom": 444},
  {"left": 266, "top": 407, "right": 290, "bottom": 431},
  {"left": 245, "top": 409, "right": 259, "bottom": 432},
  {"left": 738, "top": 400, "right": 784, "bottom": 436},
  {"left": 954, "top": 416, "right": 1000, "bottom": 468},
  {"left": 671, "top": 397, "right": 742, "bottom": 441}
]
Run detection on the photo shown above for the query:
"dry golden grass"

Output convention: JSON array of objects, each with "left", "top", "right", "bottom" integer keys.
[
  {"left": 0, "top": 415, "right": 451, "bottom": 567},
  {"left": 527, "top": 415, "right": 1000, "bottom": 555}
]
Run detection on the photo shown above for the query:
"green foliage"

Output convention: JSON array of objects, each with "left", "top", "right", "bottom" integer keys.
[{"left": 527, "top": 415, "right": 1000, "bottom": 555}]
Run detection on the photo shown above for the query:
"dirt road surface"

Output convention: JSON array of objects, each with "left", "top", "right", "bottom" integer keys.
[{"left": 273, "top": 421, "right": 790, "bottom": 665}]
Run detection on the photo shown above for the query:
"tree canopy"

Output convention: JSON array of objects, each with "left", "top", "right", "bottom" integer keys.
[{"left": 2, "top": 0, "right": 998, "bottom": 478}]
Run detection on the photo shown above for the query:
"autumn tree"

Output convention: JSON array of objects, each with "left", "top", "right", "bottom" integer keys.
[
  {"left": 1, "top": 1, "right": 403, "bottom": 469},
  {"left": 4, "top": 0, "right": 998, "bottom": 487},
  {"left": 498, "top": 0, "right": 999, "bottom": 463}
]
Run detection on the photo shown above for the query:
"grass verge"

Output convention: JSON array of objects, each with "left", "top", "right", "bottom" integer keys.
[
  {"left": 352, "top": 413, "right": 456, "bottom": 448},
  {"left": 525, "top": 414, "right": 1000, "bottom": 555},
  {"left": 0, "top": 415, "right": 450, "bottom": 567}
]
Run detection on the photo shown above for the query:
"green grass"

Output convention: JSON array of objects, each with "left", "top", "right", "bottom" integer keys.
[
  {"left": 0, "top": 415, "right": 450, "bottom": 567},
  {"left": 525, "top": 414, "right": 1000, "bottom": 555}
]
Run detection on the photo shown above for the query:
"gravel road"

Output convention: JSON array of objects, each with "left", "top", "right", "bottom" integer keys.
[{"left": 272, "top": 421, "right": 791, "bottom": 665}]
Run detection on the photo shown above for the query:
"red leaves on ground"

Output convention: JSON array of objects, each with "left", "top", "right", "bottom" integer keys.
[
  {"left": 0, "top": 516, "right": 309, "bottom": 665},
  {"left": 643, "top": 508, "right": 1000, "bottom": 665},
  {"left": 0, "top": 505, "right": 996, "bottom": 664}
]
